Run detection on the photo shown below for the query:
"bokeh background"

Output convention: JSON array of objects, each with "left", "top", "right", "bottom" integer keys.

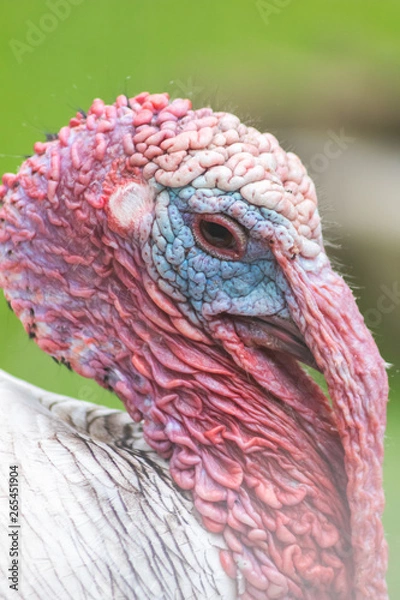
[{"left": 1, "top": 0, "right": 399, "bottom": 593}]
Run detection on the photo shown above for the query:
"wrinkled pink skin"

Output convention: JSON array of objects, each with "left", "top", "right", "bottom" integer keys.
[{"left": 0, "top": 94, "right": 388, "bottom": 599}]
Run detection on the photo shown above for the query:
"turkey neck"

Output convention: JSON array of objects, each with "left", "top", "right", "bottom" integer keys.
[{"left": 111, "top": 252, "right": 354, "bottom": 599}]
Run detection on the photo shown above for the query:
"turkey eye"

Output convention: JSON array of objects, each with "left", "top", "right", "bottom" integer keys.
[
  {"left": 200, "top": 221, "right": 235, "bottom": 249},
  {"left": 193, "top": 214, "right": 247, "bottom": 260}
]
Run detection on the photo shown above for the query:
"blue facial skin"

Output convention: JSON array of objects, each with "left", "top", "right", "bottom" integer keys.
[{"left": 145, "top": 187, "right": 292, "bottom": 325}]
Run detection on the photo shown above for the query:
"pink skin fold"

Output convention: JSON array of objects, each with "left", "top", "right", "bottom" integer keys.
[
  {"left": 276, "top": 251, "right": 388, "bottom": 600},
  {"left": 0, "top": 94, "right": 388, "bottom": 599}
]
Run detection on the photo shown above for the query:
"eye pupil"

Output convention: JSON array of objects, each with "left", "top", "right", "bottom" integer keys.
[{"left": 200, "top": 221, "right": 235, "bottom": 249}]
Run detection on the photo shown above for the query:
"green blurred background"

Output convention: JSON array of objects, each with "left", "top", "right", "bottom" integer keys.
[{"left": 1, "top": 0, "right": 399, "bottom": 593}]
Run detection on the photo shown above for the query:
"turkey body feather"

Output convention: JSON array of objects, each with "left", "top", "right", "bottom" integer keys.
[{"left": 0, "top": 369, "right": 234, "bottom": 600}]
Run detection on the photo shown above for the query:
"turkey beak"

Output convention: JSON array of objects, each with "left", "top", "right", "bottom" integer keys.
[{"left": 233, "top": 315, "right": 319, "bottom": 371}]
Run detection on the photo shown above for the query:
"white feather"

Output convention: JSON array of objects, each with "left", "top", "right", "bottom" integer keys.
[{"left": 0, "top": 370, "right": 235, "bottom": 600}]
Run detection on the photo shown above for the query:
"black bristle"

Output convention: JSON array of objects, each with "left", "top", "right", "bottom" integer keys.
[
  {"left": 60, "top": 357, "right": 72, "bottom": 371},
  {"left": 45, "top": 132, "right": 58, "bottom": 142}
]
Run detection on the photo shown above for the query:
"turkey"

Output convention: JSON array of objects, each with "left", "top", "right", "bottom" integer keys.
[{"left": 0, "top": 93, "right": 388, "bottom": 600}]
